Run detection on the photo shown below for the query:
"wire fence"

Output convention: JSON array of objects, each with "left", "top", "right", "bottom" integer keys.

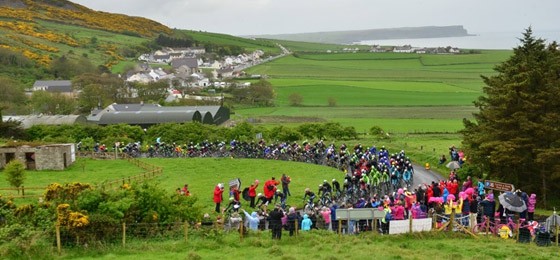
[
  {"left": 51, "top": 210, "right": 560, "bottom": 254},
  {"left": 97, "top": 155, "right": 163, "bottom": 190}
]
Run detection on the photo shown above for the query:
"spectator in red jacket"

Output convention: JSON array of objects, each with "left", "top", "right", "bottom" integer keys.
[
  {"left": 264, "top": 177, "right": 279, "bottom": 204},
  {"left": 249, "top": 180, "right": 259, "bottom": 208},
  {"left": 214, "top": 183, "right": 224, "bottom": 213}
]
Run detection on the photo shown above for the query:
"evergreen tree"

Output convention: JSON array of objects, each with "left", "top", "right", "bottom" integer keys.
[{"left": 461, "top": 28, "right": 560, "bottom": 206}]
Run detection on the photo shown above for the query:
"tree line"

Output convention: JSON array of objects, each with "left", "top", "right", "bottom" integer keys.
[{"left": 461, "top": 28, "right": 560, "bottom": 206}]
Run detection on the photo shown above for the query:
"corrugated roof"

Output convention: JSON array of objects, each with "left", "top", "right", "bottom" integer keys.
[
  {"left": 97, "top": 110, "right": 202, "bottom": 125},
  {"left": 32, "top": 80, "right": 72, "bottom": 87},
  {"left": 2, "top": 115, "right": 87, "bottom": 129}
]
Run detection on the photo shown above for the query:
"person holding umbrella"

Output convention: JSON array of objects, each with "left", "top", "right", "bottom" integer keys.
[{"left": 498, "top": 191, "right": 527, "bottom": 214}]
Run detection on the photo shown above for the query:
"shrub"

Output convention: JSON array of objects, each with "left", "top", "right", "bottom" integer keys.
[{"left": 4, "top": 159, "right": 25, "bottom": 194}]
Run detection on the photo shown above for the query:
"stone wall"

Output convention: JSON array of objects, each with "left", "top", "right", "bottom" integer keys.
[{"left": 0, "top": 144, "right": 75, "bottom": 170}]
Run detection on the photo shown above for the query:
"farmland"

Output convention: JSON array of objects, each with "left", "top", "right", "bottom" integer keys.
[{"left": 236, "top": 50, "right": 512, "bottom": 135}]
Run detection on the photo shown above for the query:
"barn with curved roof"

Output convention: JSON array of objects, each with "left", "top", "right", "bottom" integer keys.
[
  {"left": 96, "top": 110, "right": 202, "bottom": 128},
  {"left": 87, "top": 103, "right": 229, "bottom": 127}
]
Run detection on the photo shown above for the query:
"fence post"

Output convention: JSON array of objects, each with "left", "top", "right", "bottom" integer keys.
[
  {"left": 449, "top": 209, "right": 455, "bottom": 231},
  {"left": 516, "top": 218, "right": 520, "bottom": 241},
  {"left": 184, "top": 221, "right": 189, "bottom": 243},
  {"left": 56, "top": 224, "right": 61, "bottom": 255},
  {"left": 556, "top": 225, "right": 560, "bottom": 246},
  {"left": 122, "top": 222, "right": 126, "bottom": 247},
  {"left": 432, "top": 213, "right": 437, "bottom": 229},
  {"left": 338, "top": 219, "right": 342, "bottom": 238},
  {"left": 294, "top": 219, "right": 298, "bottom": 238},
  {"left": 409, "top": 215, "right": 413, "bottom": 233},
  {"left": 22, "top": 185, "right": 25, "bottom": 196},
  {"left": 239, "top": 221, "right": 244, "bottom": 242},
  {"left": 486, "top": 218, "right": 490, "bottom": 235}
]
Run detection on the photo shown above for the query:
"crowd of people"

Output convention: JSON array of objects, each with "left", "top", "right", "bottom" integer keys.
[{"left": 86, "top": 139, "right": 541, "bottom": 239}]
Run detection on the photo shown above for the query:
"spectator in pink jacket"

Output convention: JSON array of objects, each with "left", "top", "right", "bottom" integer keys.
[
  {"left": 527, "top": 193, "right": 537, "bottom": 221},
  {"left": 320, "top": 207, "right": 332, "bottom": 230},
  {"left": 392, "top": 201, "right": 406, "bottom": 220}
]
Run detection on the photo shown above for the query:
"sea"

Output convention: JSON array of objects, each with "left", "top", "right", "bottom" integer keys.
[{"left": 356, "top": 30, "right": 560, "bottom": 50}]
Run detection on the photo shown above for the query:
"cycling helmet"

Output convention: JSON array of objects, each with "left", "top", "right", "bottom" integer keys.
[
  {"left": 304, "top": 188, "right": 310, "bottom": 192},
  {"left": 332, "top": 179, "right": 336, "bottom": 182}
]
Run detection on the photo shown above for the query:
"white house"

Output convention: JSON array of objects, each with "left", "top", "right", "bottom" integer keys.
[{"left": 393, "top": 45, "right": 414, "bottom": 53}]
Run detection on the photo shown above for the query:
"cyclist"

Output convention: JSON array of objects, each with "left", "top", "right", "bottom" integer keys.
[
  {"left": 390, "top": 171, "right": 399, "bottom": 191},
  {"left": 303, "top": 188, "right": 316, "bottom": 207},
  {"left": 332, "top": 179, "right": 341, "bottom": 197},
  {"left": 321, "top": 180, "right": 332, "bottom": 194}
]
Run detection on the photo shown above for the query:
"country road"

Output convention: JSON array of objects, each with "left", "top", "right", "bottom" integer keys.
[{"left": 412, "top": 163, "right": 443, "bottom": 189}]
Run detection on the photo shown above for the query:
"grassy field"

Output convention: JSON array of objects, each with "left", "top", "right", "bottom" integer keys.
[
  {"left": 180, "top": 30, "right": 281, "bottom": 55},
  {"left": 0, "top": 158, "right": 344, "bottom": 213},
  {"left": 61, "top": 230, "right": 560, "bottom": 259},
  {"left": 233, "top": 50, "right": 511, "bottom": 136},
  {"left": 263, "top": 38, "right": 370, "bottom": 52}
]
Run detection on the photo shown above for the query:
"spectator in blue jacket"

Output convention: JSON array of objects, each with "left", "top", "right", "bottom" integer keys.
[
  {"left": 241, "top": 209, "right": 260, "bottom": 231},
  {"left": 301, "top": 214, "right": 312, "bottom": 231}
]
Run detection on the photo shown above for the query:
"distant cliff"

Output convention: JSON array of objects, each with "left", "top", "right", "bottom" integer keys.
[{"left": 253, "top": 25, "right": 473, "bottom": 44}]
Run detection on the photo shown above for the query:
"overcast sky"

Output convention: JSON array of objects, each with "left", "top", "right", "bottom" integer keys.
[{"left": 71, "top": 0, "right": 559, "bottom": 36}]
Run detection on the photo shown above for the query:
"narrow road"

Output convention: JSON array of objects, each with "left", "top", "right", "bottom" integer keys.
[{"left": 412, "top": 163, "right": 442, "bottom": 189}]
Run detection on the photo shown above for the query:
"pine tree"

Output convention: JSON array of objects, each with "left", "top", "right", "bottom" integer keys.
[{"left": 461, "top": 28, "right": 560, "bottom": 207}]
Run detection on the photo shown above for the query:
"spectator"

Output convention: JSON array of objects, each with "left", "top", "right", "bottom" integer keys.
[
  {"left": 213, "top": 183, "right": 224, "bottom": 213},
  {"left": 241, "top": 209, "right": 260, "bottom": 231},
  {"left": 181, "top": 184, "right": 191, "bottom": 196},
  {"left": 301, "top": 214, "right": 312, "bottom": 231},
  {"left": 392, "top": 201, "right": 405, "bottom": 220},
  {"left": 320, "top": 206, "right": 332, "bottom": 230},
  {"left": 281, "top": 174, "right": 291, "bottom": 197},
  {"left": 269, "top": 205, "right": 284, "bottom": 239},
  {"left": 287, "top": 207, "right": 299, "bottom": 236},
  {"left": 479, "top": 193, "right": 496, "bottom": 223},
  {"left": 264, "top": 177, "right": 279, "bottom": 204},
  {"left": 249, "top": 180, "right": 259, "bottom": 208},
  {"left": 527, "top": 193, "right": 537, "bottom": 221},
  {"left": 439, "top": 155, "right": 447, "bottom": 165},
  {"left": 381, "top": 205, "right": 391, "bottom": 234}
]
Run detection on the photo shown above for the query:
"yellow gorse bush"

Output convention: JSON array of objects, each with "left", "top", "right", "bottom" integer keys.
[{"left": 57, "top": 203, "right": 89, "bottom": 228}]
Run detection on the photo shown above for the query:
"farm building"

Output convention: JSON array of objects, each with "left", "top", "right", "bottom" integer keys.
[
  {"left": 95, "top": 110, "right": 203, "bottom": 128},
  {"left": 87, "top": 103, "right": 230, "bottom": 127},
  {"left": 2, "top": 115, "right": 88, "bottom": 129},
  {"left": 0, "top": 143, "right": 76, "bottom": 170}
]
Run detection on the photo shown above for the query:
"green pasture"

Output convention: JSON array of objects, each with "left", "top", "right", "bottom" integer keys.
[
  {"left": 274, "top": 84, "right": 479, "bottom": 106},
  {"left": 265, "top": 38, "right": 369, "bottom": 52},
  {"left": 0, "top": 159, "right": 144, "bottom": 200},
  {"left": 234, "top": 50, "right": 511, "bottom": 133},
  {"left": 0, "top": 158, "right": 344, "bottom": 212},
  {"left": 180, "top": 30, "right": 280, "bottom": 54}
]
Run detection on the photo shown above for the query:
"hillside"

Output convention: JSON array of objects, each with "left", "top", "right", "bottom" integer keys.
[
  {"left": 252, "top": 25, "right": 473, "bottom": 44},
  {"left": 0, "top": 0, "right": 174, "bottom": 84}
]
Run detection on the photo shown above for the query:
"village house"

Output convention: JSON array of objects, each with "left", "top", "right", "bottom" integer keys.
[
  {"left": 370, "top": 45, "right": 387, "bottom": 53},
  {"left": 170, "top": 57, "right": 199, "bottom": 71},
  {"left": 29, "top": 80, "right": 74, "bottom": 97},
  {"left": 393, "top": 45, "right": 415, "bottom": 53}
]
